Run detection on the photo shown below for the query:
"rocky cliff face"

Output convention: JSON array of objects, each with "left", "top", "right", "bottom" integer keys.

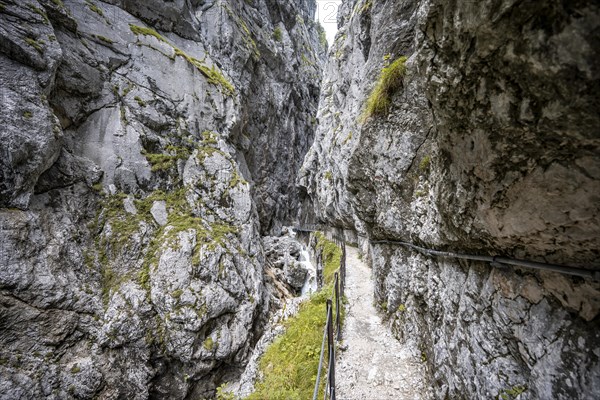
[
  {"left": 301, "top": 0, "right": 600, "bottom": 398},
  {"left": 0, "top": 0, "right": 323, "bottom": 398}
]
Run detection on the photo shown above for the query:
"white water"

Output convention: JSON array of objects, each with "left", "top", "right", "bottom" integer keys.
[{"left": 299, "top": 246, "right": 317, "bottom": 296}]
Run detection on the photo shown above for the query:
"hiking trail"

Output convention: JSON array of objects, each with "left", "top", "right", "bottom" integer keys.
[{"left": 336, "top": 246, "right": 433, "bottom": 400}]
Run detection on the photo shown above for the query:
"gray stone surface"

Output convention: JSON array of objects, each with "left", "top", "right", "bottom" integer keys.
[
  {"left": 2, "top": 0, "right": 599, "bottom": 398},
  {"left": 264, "top": 235, "right": 308, "bottom": 291},
  {"left": 150, "top": 200, "right": 167, "bottom": 226},
  {"left": 301, "top": 0, "right": 600, "bottom": 398},
  {"left": 0, "top": 0, "right": 323, "bottom": 398}
]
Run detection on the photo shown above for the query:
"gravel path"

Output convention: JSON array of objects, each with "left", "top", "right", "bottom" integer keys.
[{"left": 336, "top": 246, "right": 432, "bottom": 400}]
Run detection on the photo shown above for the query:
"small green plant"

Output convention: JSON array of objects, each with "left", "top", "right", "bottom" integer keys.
[
  {"left": 52, "top": 0, "right": 64, "bottom": 7},
  {"left": 216, "top": 384, "right": 235, "bottom": 400},
  {"left": 398, "top": 304, "right": 406, "bottom": 312},
  {"left": 121, "top": 82, "right": 134, "bottom": 97},
  {"left": 142, "top": 145, "right": 190, "bottom": 172},
  {"left": 70, "top": 365, "right": 81, "bottom": 374},
  {"left": 222, "top": 4, "right": 260, "bottom": 60},
  {"left": 301, "top": 53, "right": 315, "bottom": 66},
  {"left": 419, "top": 155, "right": 431, "bottom": 172},
  {"left": 324, "top": 171, "right": 332, "bottom": 181},
  {"left": 129, "top": 24, "right": 167, "bottom": 43},
  {"left": 273, "top": 27, "right": 282, "bottom": 42},
  {"left": 27, "top": 4, "right": 49, "bottom": 24},
  {"left": 120, "top": 105, "right": 127, "bottom": 125},
  {"left": 316, "top": 22, "right": 327, "bottom": 48},
  {"left": 25, "top": 37, "right": 43, "bottom": 53},
  {"left": 229, "top": 170, "right": 248, "bottom": 188},
  {"left": 203, "top": 337, "right": 215, "bottom": 350},
  {"left": 342, "top": 131, "right": 353, "bottom": 145},
  {"left": 361, "top": 56, "right": 407, "bottom": 122},
  {"left": 85, "top": 0, "right": 104, "bottom": 16},
  {"left": 201, "top": 130, "right": 218, "bottom": 144},
  {"left": 360, "top": 0, "right": 372, "bottom": 14},
  {"left": 134, "top": 96, "right": 146, "bottom": 107},
  {"left": 171, "top": 289, "right": 183, "bottom": 299},
  {"left": 498, "top": 385, "right": 527, "bottom": 400},
  {"left": 95, "top": 35, "right": 114, "bottom": 44},
  {"left": 139, "top": 264, "right": 150, "bottom": 291},
  {"left": 23, "top": 110, "right": 33, "bottom": 119}
]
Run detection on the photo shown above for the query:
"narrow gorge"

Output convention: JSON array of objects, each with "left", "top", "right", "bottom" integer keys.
[{"left": 0, "top": 0, "right": 598, "bottom": 399}]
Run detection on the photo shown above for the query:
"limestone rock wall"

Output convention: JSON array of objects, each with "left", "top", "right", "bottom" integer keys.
[
  {"left": 301, "top": 0, "right": 600, "bottom": 398},
  {"left": 0, "top": 0, "right": 323, "bottom": 398}
]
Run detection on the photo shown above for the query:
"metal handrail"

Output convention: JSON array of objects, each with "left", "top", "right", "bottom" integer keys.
[
  {"left": 312, "top": 237, "right": 346, "bottom": 400},
  {"left": 370, "top": 239, "right": 600, "bottom": 280},
  {"left": 293, "top": 227, "right": 598, "bottom": 280},
  {"left": 313, "top": 301, "right": 331, "bottom": 400}
]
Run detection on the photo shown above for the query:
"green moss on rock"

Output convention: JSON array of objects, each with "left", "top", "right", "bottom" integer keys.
[
  {"left": 203, "top": 336, "right": 215, "bottom": 350},
  {"left": 129, "top": 24, "right": 234, "bottom": 95}
]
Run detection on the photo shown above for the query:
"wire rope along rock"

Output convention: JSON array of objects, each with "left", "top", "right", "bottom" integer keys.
[{"left": 370, "top": 239, "right": 600, "bottom": 280}]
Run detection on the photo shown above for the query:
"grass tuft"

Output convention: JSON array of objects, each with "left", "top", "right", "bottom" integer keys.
[
  {"left": 273, "top": 27, "right": 282, "bottom": 42},
  {"left": 360, "top": 56, "right": 407, "bottom": 123},
  {"left": 142, "top": 145, "right": 190, "bottom": 172},
  {"left": 25, "top": 37, "right": 43, "bottom": 53},
  {"left": 203, "top": 337, "right": 215, "bottom": 350},
  {"left": 95, "top": 35, "right": 114, "bottom": 44},
  {"left": 129, "top": 24, "right": 167, "bottom": 43},
  {"left": 27, "top": 4, "right": 49, "bottom": 24},
  {"left": 316, "top": 21, "right": 327, "bottom": 48},
  {"left": 419, "top": 155, "right": 431, "bottom": 172},
  {"left": 134, "top": 96, "right": 146, "bottom": 107},
  {"left": 85, "top": 0, "right": 104, "bottom": 16},
  {"left": 173, "top": 48, "right": 235, "bottom": 96}
]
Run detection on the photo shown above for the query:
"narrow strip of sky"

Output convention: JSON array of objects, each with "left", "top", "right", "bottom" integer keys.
[{"left": 315, "top": 0, "right": 342, "bottom": 48}]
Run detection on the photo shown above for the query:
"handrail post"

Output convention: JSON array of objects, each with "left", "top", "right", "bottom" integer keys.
[
  {"left": 316, "top": 249, "right": 323, "bottom": 289},
  {"left": 327, "top": 299, "right": 335, "bottom": 400},
  {"left": 313, "top": 302, "right": 331, "bottom": 400},
  {"left": 334, "top": 272, "right": 341, "bottom": 341},
  {"left": 340, "top": 241, "right": 346, "bottom": 300}
]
